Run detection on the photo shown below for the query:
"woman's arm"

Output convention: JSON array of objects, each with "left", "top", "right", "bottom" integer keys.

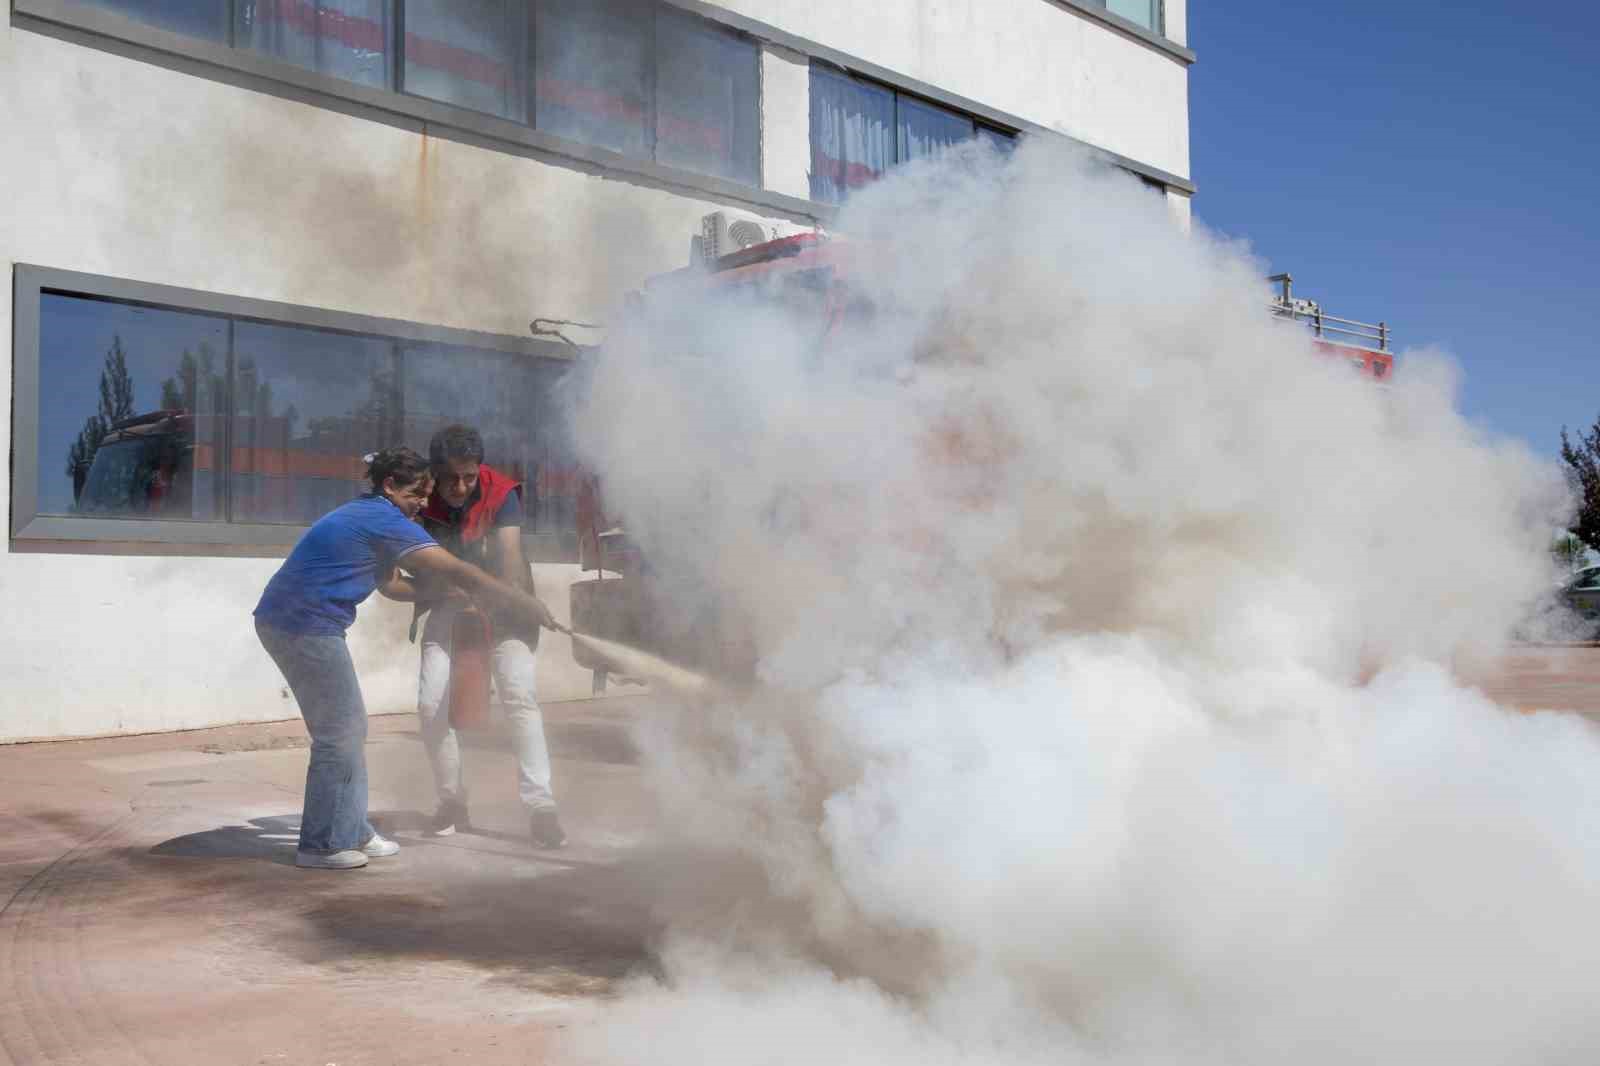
[
  {"left": 376, "top": 568, "right": 418, "bottom": 602},
  {"left": 403, "top": 546, "right": 564, "bottom": 632}
]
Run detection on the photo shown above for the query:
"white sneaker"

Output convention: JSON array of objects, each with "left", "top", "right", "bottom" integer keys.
[
  {"left": 294, "top": 849, "right": 369, "bottom": 870},
  {"left": 360, "top": 832, "right": 400, "bottom": 858}
]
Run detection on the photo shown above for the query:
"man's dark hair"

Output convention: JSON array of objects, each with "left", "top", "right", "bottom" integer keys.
[
  {"left": 365, "top": 446, "right": 430, "bottom": 491},
  {"left": 429, "top": 424, "right": 485, "bottom": 467}
]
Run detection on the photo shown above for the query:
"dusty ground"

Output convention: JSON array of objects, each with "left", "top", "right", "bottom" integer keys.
[{"left": 3, "top": 647, "right": 1599, "bottom": 1066}]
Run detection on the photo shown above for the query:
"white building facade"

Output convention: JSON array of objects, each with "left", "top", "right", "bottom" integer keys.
[{"left": 0, "top": 0, "right": 1193, "bottom": 742}]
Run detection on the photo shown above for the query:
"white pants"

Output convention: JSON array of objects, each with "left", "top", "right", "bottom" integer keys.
[{"left": 417, "top": 602, "right": 555, "bottom": 812}]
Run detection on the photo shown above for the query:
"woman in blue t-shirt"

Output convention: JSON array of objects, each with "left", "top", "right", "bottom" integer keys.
[{"left": 254, "top": 447, "right": 564, "bottom": 870}]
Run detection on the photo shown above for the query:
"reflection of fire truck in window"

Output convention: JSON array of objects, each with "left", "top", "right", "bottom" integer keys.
[
  {"left": 566, "top": 226, "right": 1398, "bottom": 691},
  {"left": 78, "top": 409, "right": 368, "bottom": 521},
  {"left": 80, "top": 407, "right": 582, "bottom": 533},
  {"left": 76, "top": 411, "right": 213, "bottom": 517}
]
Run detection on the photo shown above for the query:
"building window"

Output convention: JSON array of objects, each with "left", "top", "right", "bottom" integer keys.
[
  {"left": 237, "top": 1, "right": 392, "bottom": 88},
  {"left": 59, "top": 0, "right": 758, "bottom": 188},
  {"left": 653, "top": 7, "right": 760, "bottom": 186},
  {"left": 78, "top": 0, "right": 231, "bottom": 42},
  {"left": 532, "top": 0, "right": 760, "bottom": 186},
  {"left": 15, "top": 268, "right": 580, "bottom": 553},
  {"left": 810, "top": 65, "right": 1016, "bottom": 202},
  {"left": 533, "top": 0, "right": 652, "bottom": 160},
  {"left": 809, "top": 66, "right": 893, "bottom": 203},
  {"left": 1096, "top": 0, "right": 1161, "bottom": 34},
  {"left": 404, "top": 0, "right": 527, "bottom": 121},
  {"left": 44, "top": 294, "right": 231, "bottom": 522}
]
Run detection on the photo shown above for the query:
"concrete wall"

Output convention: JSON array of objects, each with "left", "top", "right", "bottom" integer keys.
[{"left": 1, "top": 0, "right": 1190, "bottom": 741}]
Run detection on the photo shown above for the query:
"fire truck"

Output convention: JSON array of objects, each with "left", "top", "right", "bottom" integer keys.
[{"left": 567, "top": 222, "right": 1398, "bottom": 691}]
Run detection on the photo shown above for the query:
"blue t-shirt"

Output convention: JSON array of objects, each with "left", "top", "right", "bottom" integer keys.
[{"left": 254, "top": 495, "right": 437, "bottom": 635}]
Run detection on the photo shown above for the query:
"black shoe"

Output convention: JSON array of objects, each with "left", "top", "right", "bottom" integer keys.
[
  {"left": 529, "top": 809, "right": 567, "bottom": 849},
  {"left": 427, "top": 799, "right": 469, "bottom": 837}
]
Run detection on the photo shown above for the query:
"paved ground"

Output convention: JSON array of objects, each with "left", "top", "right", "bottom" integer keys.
[
  {"left": 2, "top": 646, "right": 1598, "bottom": 1066},
  {"left": 0, "top": 698, "right": 664, "bottom": 1066}
]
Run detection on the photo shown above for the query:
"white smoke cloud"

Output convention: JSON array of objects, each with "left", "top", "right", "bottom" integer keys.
[{"left": 559, "top": 140, "right": 1599, "bottom": 1064}]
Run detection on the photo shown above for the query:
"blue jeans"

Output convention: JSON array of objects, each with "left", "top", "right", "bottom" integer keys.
[{"left": 255, "top": 619, "right": 375, "bottom": 853}]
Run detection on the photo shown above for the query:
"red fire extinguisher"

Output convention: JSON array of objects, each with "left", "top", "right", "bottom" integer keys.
[{"left": 448, "top": 607, "right": 494, "bottom": 731}]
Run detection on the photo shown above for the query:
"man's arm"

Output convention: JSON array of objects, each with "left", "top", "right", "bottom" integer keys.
[
  {"left": 492, "top": 525, "right": 532, "bottom": 592},
  {"left": 403, "top": 545, "right": 563, "bottom": 632}
]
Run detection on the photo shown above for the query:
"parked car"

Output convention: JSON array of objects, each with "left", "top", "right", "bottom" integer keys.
[{"left": 1562, "top": 564, "right": 1600, "bottom": 623}]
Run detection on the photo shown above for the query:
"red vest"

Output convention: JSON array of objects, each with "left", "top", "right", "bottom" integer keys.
[
  {"left": 421, "top": 464, "right": 521, "bottom": 563},
  {"left": 410, "top": 464, "right": 533, "bottom": 644}
]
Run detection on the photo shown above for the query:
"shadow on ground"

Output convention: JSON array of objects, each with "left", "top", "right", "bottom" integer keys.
[
  {"left": 149, "top": 813, "right": 305, "bottom": 864},
  {"left": 295, "top": 859, "right": 663, "bottom": 995},
  {"left": 141, "top": 809, "right": 660, "bottom": 995},
  {"left": 147, "top": 809, "right": 449, "bottom": 863}
]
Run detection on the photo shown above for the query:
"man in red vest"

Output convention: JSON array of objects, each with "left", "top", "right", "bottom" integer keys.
[{"left": 412, "top": 424, "right": 565, "bottom": 848}]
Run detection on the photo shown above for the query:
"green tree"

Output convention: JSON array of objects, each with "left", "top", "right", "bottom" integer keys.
[
  {"left": 1560, "top": 417, "right": 1600, "bottom": 552},
  {"left": 159, "top": 343, "right": 226, "bottom": 414},
  {"left": 65, "top": 334, "right": 136, "bottom": 501}
]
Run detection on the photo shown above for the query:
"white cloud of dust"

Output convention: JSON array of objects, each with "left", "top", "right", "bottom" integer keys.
[{"left": 559, "top": 139, "right": 1599, "bottom": 1064}]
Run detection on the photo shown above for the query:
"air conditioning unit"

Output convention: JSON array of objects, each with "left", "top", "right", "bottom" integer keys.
[{"left": 691, "top": 211, "right": 807, "bottom": 266}]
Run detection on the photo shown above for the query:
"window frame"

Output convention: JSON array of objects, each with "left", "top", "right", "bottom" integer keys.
[{"left": 11, "top": 263, "right": 580, "bottom": 557}]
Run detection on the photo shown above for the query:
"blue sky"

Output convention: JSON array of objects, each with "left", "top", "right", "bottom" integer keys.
[{"left": 1189, "top": 2, "right": 1599, "bottom": 459}]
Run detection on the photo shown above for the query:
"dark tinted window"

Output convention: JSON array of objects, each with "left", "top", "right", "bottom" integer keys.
[
  {"left": 655, "top": 9, "right": 760, "bottom": 185},
  {"left": 897, "top": 94, "right": 974, "bottom": 163},
  {"left": 809, "top": 65, "right": 894, "bottom": 203},
  {"left": 404, "top": 0, "right": 527, "bottom": 120},
  {"left": 34, "top": 292, "right": 576, "bottom": 534},
  {"left": 39, "top": 294, "right": 227, "bottom": 521},
  {"left": 230, "top": 321, "right": 398, "bottom": 525},
  {"left": 236, "top": 0, "right": 392, "bottom": 88},
  {"left": 79, "top": 0, "right": 229, "bottom": 41},
  {"left": 63, "top": 0, "right": 762, "bottom": 189},
  {"left": 534, "top": 0, "right": 651, "bottom": 159},
  {"left": 812, "top": 66, "right": 1015, "bottom": 202}
]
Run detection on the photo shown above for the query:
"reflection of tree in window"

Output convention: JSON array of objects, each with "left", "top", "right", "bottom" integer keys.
[
  {"left": 72, "top": 335, "right": 227, "bottom": 519},
  {"left": 66, "top": 334, "right": 135, "bottom": 503},
  {"left": 230, "top": 323, "right": 395, "bottom": 525}
]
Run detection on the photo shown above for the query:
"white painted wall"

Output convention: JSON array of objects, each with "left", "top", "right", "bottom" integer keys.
[
  {"left": 760, "top": 44, "right": 814, "bottom": 202},
  {"left": 712, "top": 0, "right": 1191, "bottom": 182},
  {"left": 1164, "top": 0, "right": 1188, "bottom": 47}
]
